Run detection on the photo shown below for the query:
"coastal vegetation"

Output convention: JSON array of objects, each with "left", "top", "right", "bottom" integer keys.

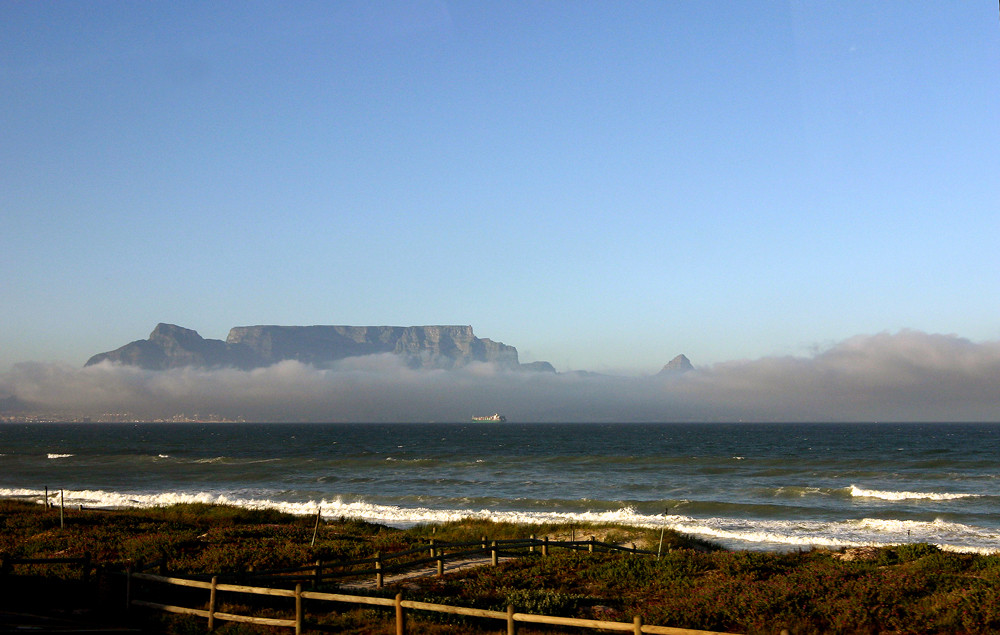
[{"left": 3, "top": 500, "right": 1000, "bottom": 634}]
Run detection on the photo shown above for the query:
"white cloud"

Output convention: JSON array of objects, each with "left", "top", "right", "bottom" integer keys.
[{"left": 3, "top": 330, "right": 999, "bottom": 422}]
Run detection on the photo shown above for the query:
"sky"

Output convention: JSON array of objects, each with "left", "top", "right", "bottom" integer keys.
[{"left": 2, "top": 2, "right": 1000, "bottom": 421}]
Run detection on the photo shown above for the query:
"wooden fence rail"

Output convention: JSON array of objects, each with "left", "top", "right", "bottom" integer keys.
[{"left": 129, "top": 572, "right": 739, "bottom": 635}]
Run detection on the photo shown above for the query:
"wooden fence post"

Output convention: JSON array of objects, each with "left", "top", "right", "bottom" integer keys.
[
  {"left": 375, "top": 553, "right": 383, "bottom": 589},
  {"left": 81, "top": 552, "right": 91, "bottom": 584},
  {"left": 313, "top": 559, "right": 321, "bottom": 589},
  {"left": 208, "top": 575, "right": 218, "bottom": 631},
  {"left": 124, "top": 567, "right": 132, "bottom": 612},
  {"left": 542, "top": 536, "right": 548, "bottom": 557},
  {"left": 59, "top": 490, "right": 65, "bottom": 529},
  {"left": 395, "top": 592, "right": 405, "bottom": 635},
  {"left": 311, "top": 508, "right": 321, "bottom": 547},
  {"left": 94, "top": 565, "right": 103, "bottom": 606},
  {"left": 633, "top": 615, "right": 643, "bottom": 634},
  {"left": 529, "top": 534, "right": 535, "bottom": 553},
  {"left": 491, "top": 541, "right": 498, "bottom": 566},
  {"left": 295, "top": 583, "right": 303, "bottom": 635},
  {"left": 589, "top": 536, "right": 595, "bottom": 553},
  {"left": 507, "top": 604, "right": 516, "bottom": 635}
]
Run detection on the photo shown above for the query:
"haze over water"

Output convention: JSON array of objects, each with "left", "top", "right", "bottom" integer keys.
[{"left": 3, "top": 422, "right": 999, "bottom": 554}]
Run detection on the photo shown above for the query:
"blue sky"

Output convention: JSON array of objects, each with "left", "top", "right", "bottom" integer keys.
[{"left": 3, "top": 1, "right": 999, "bottom": 375}]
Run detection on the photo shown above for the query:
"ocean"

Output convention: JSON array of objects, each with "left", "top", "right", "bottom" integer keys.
[{"left": 2, "top": 422, "right": 999, "bottom": 554}]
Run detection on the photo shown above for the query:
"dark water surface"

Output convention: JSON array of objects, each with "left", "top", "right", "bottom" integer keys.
[{"left": 3, "top": 422, "right": 999, "bottom": 552}]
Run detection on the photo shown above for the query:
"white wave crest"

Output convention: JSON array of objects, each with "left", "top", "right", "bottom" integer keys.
[
  {"left": 663, "top": 515, "right": 1000, "bottom": 554},
  {"left": 2, "top": 487, "right": 997, "bottom": 555},
  {"left": 850, "top": 485, "right": 978, "bottom": 501},
  {"left": 47, "top": 453, "right": 74, "bottom": 459},
  {"left": 855, "top": 517, "right": 971, "bottom": 534},
  {"left": 0, "top": 487, "right": 50, "bottom": 501}
]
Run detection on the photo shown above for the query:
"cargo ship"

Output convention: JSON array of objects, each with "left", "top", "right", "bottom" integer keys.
[{"left": 471, "top": 413, "right": 506, "bottom": 422}]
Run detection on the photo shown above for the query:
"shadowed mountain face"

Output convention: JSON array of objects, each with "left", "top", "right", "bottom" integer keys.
[{"left": 86, "top": 323, "right": 522, "bottom": 371}]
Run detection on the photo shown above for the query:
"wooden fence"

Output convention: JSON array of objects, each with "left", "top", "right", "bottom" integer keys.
[
  {"left": 128, "top": 571, "right": 737, "bottom": 635},
  {"left": 244, "top": 535, "right": 653, "bottom": 588},
  {"left": 0, "top": 522, "right": 741, "bottom": 634}
]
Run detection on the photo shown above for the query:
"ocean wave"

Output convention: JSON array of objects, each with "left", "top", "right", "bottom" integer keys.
[
  {"left": 773, "top": 486, "right": 830, "bottom": 498},
  {"left": 854, "top": 517, "right": 972, "bottom": 534},
  {"left": 2, "top": 487, "right": 996, "bottom": 554},
  {"left": 186, "top": 456, "right": 286, "bottom": 465},
  {"left": 0, "top": 487, "right": 49, "bottom": 500},
  {"left": 850, "top": 485, "right": 978, "bottom": 501},
  {"left": 46, "top": 453, "right": 74, "bottom": 459},
  {"left": 665, "top": 515, "right": 1000, "bottom": 554}
]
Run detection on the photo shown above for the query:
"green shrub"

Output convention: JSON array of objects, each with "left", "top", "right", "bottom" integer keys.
[
  {"left": 501, "top": 587, "right": 590, "bottom": 615},
  {"left": 895, "top": 542, "right": 941, "bottom": 562},
  {"left": 717, "top": 550, "right": 779, "bottom": 579}
]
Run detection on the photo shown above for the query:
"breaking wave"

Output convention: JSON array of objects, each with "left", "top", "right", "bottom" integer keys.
[
  {"left": 850, "top": 485, "right": 979, "bottom": 501},
  {"left": 2, "top": 487, "right": 997, "bottom": 555}
]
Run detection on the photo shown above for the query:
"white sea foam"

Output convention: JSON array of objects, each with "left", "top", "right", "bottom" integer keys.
[
  {"left": 850, "top": 485, "right": 978, "bottom": 501},
  {"left": 2, "top": 486, "right": 996, "bottom": 555},
  {"left": 0, "top": 487, "right": 49, "bottom": 500},
  {"left": 855, "top": 517, "right": 970, "bottom": 534},
  {"left": 46, "top": 453, "right": 74, "bottom": 459},
  {"left": 662, "top": 515, "right": 1000, "bottom": 554}
]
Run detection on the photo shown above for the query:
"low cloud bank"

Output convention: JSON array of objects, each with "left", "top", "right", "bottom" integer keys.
[{"left": 3, "top": 331, "right": 1000, "bottom": 422}]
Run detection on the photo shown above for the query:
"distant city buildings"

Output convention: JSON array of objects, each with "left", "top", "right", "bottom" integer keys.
[{"left": 0, "top": 412, "right": 246, "bottom": 423}]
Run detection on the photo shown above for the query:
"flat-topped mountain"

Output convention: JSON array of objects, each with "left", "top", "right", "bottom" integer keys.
[{"left": 86, "top": 323, "right": 527, "bottom": 371}]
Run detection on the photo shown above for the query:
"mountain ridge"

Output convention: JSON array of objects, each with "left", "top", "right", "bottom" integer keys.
[
  {"left": 86, "top": 323, "right": 527, "bottom": 371},
  {"left": 84, "top": 324, "right": 691, "bottom": 376}
]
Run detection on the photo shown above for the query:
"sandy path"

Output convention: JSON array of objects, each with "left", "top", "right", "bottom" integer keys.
[
  {"left": 335, "top": 530, "right": 648, "bottom": 591},
  {"left": 337, "top": 554, "right": 516, "bottom": 590}
]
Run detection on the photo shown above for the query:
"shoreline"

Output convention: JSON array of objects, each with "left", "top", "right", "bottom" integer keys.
[{"left": 6, "top": 486, "right": 998, "bottom": 556}]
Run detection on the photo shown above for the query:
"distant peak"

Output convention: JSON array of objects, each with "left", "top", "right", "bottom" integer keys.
[
  {"left": 658, "top": 354, "right": 694, "bottom": 375},
  {"left": 151, "top": 323, "right": 201, "bottom": 338},
  {"left": 149, "top": 323, "right": 207, "bottom": 346}
]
